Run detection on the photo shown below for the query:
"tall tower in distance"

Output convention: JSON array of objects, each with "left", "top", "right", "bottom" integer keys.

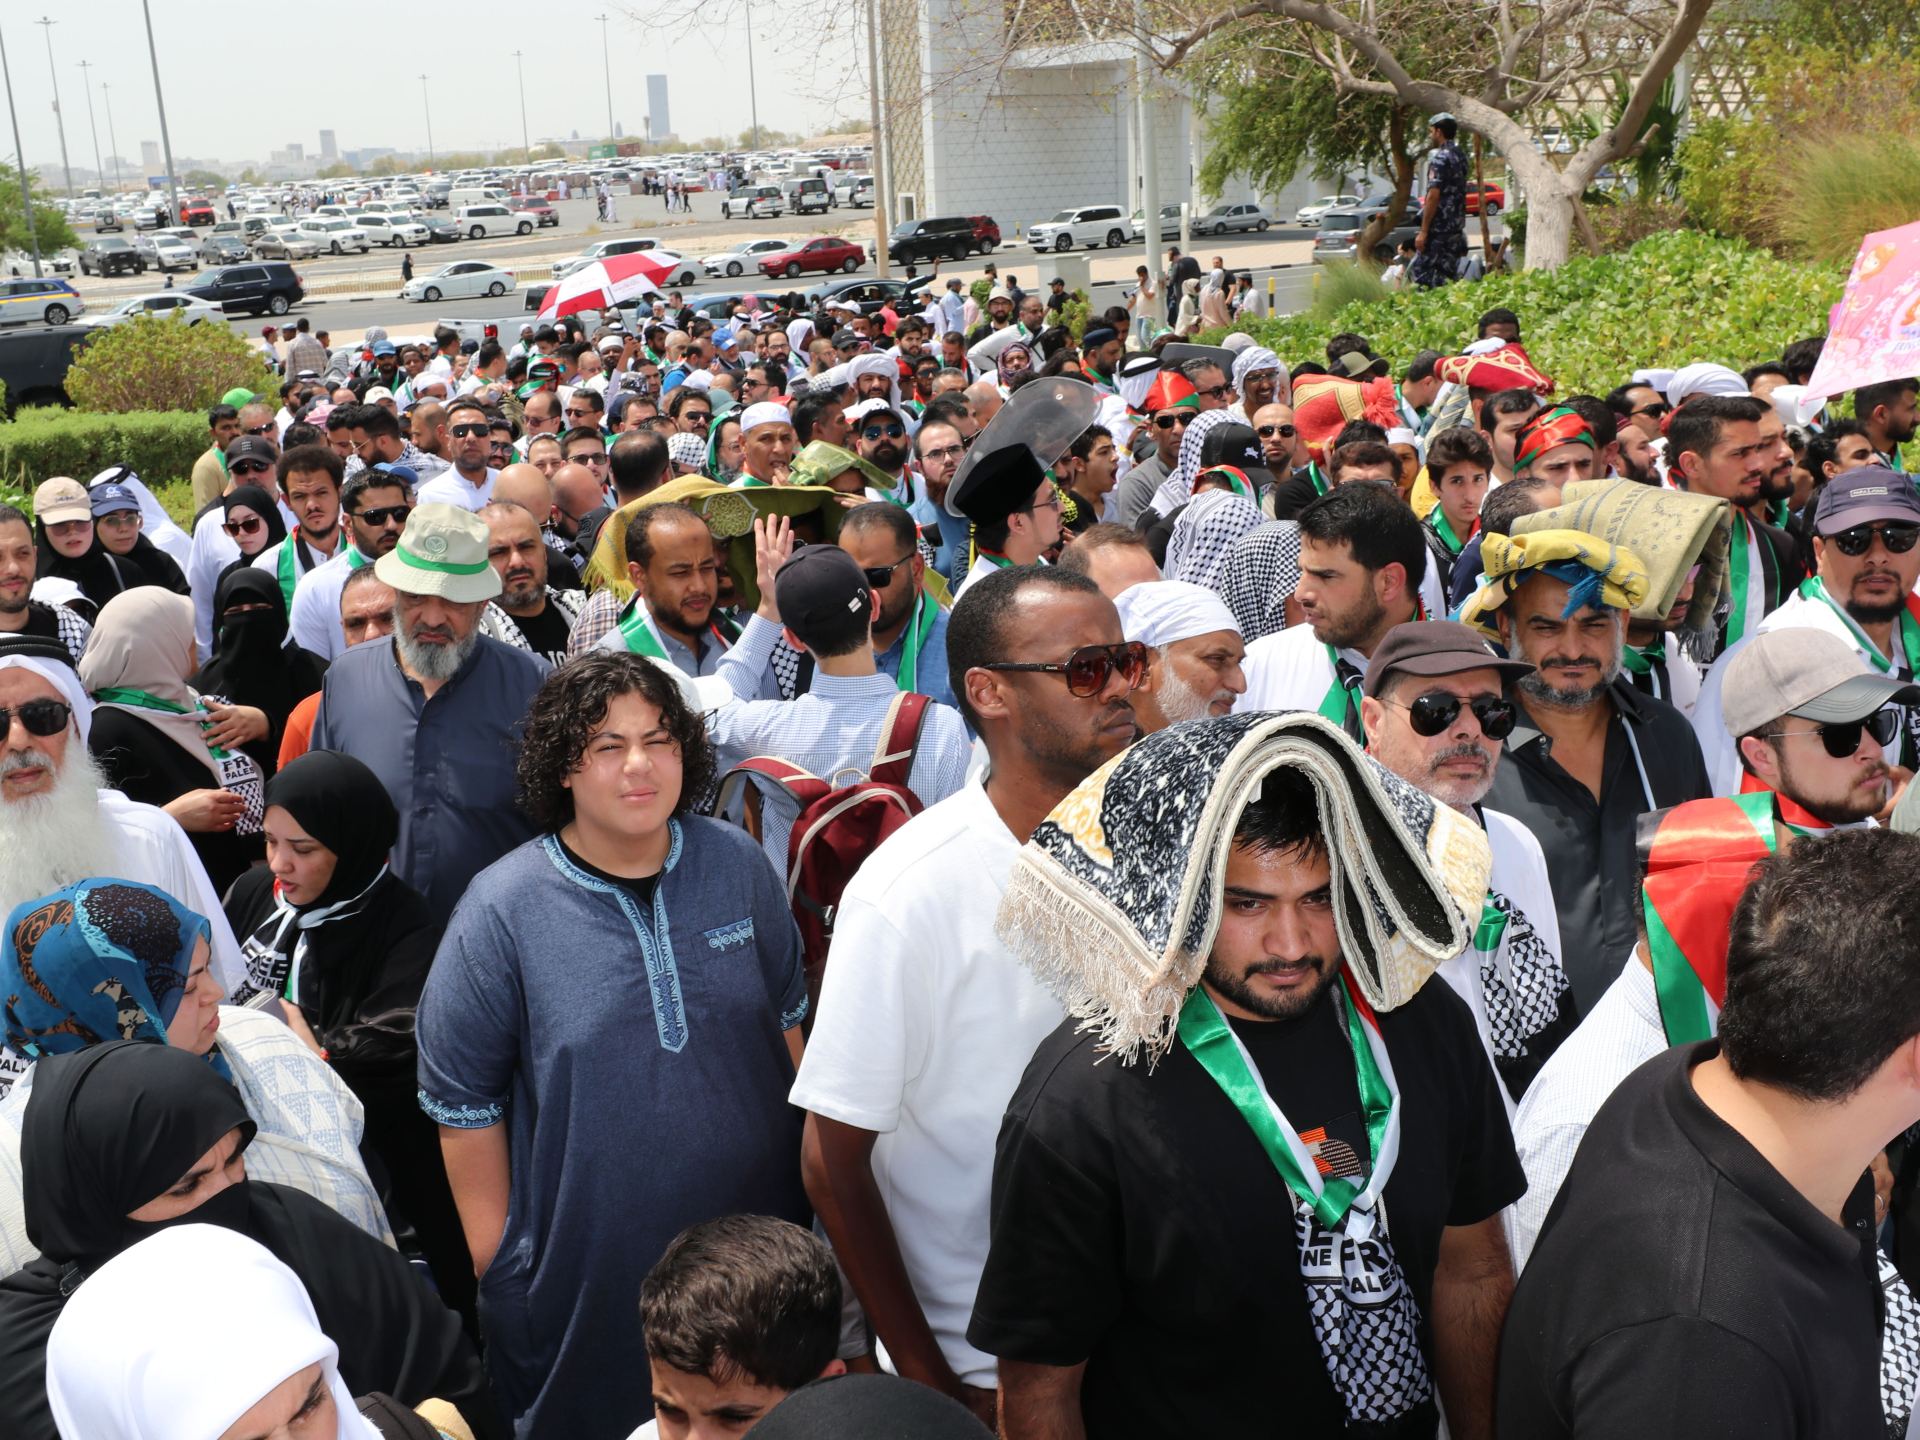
[
  {"left": 645, "top": 75, "right": 670, "bottom": 141},
  {"left": 319, "top": 129, "right": 337, "bottom": 161}
]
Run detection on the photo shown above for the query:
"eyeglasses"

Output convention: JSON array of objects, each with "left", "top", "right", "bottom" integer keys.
[
  {"left": 489, "top": 439, "right": 514, "bottom": 454},
  {"left": 980, "top": 641, "right": 1149, "bottom": 698},
  {"left": 1256, "top": 423, "right": 1297, "bottom": 439},
  {"left": 861, "top": 423, "right": 907, "bottom": 441},
  {"left": 1152, "top": 413, "right": 1193, "bottom": 430},
  {"left": 1764, "top": 706, "right": 1902, "bottom": 759},
  {"left": 1830, "top": 522, "right": 1920, "bottom": 557},
  {"left": 228, "top": 459, "right": 273, "bottom": 476},
  {"left": 861, "top": 554, "right": 914, "bottom": 587},
  {"left": 1020, "top": 491, "right": 1065, "bottom": 517},
  {"left": 682, "top": 411, "right": 712, "bottom": 426},
  {"left": 1194, "top": 384, "right": 1230, "bottom": 401},
  {"left": 1385, "top": 692, "right": 1518, "bottom": 740},
  {"left": 242, "top": 423, "right": 275, "bottom": 436},
  {"left": 222, "top": 515, "right": 266, "bottom": 538},
  {"left": 0, "top": 698, "right": 71, "bottom": 737},
  {"left": 449, "top": 423, "right": 490, "bottom": 439},
  {"left": 919, "top": 444, "right": 964, "bottom": 464},
  {"left": 354, "top": 504, "right": 412, "bottom": 527}
]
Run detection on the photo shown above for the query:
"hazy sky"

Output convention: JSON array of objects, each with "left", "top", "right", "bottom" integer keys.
[{"left": 3, "top": 0, "right": 863, "bottom": 177}]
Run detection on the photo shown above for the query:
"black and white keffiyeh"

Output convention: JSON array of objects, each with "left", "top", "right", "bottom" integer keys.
[
  {"left": 1477, "top": 889, "right": 1571, "bottom": 1065},
  {"left": 1219, "top": 520, "right": 1303, "bottom": 641},
  {"left": 1296, "top": 1203, "right": 1436, "bottom": 1426},
  {"left": 1165, "top": 490, "right": 1265, "bottom": 593},
  {"left": 1878, "top": 1249, "right": 1920, "bottom": 1439}
]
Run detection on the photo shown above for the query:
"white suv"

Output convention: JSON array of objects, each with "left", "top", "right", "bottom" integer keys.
[
  {"left": 457, "top": 204, "right": 538, "bottom": 239},
  {"left": 296, "top": 217, "right": 371, "bottom": 254},
  {"left": 359, "top": 213, "right": 430, "bottom": 247},
  {"left": 722, "top": 186, "right": 783, "bottom": 220},
  {"left": 551, "top": 236, "right": 664, "bottom": 279},
  {"left": 1026, "top": 205, "right": 1130, "bottom": 251}
]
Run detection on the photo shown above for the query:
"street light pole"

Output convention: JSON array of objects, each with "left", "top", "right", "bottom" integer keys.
[
  {"left": 0, "top": 18, "right": 44, "bottom": 276},
  {"left": 595, "top": 14, "right": 614, "bottom": 143},
  {"left": 101, "top": 80, "right": 121, "bottom": 192},
  {"left": 419, "top": 73, "right": 435, "bottom": 170},
  {"left": 33, "top": 19, "right": 73, "bottom": 200},
  {"left": 513, "top": 51, "right": 529, "bottom": 160},
  {"left": 75, "top": 59, "right": 100, "bottom": 192},
  {"left": 744, "top": 2, "right": 760, "bottom": 153},
  {"left": 138, "top": 0, "right": 180, "bottom": 223}
]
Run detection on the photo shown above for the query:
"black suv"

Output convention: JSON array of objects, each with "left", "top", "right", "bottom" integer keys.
[
  {"left": 183, "top": 262, "right": 305, "bottom": 317},
  {"left": 884, "top": 216, "right": 983, "bottom": 266},
  {"left": 79, "top": 237, "right": 144, "bottom": 276}
]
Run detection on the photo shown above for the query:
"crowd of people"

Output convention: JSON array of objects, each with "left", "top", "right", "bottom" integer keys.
[{"left": 4, "top": 184, "right": 1920, "bottom": 1440}]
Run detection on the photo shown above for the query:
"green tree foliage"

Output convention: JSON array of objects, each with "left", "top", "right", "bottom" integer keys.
[
  {"left": 64, "top": 315, "right": 280, "bottom": 416},
  {"left": 182, "top": 169, "right": 227, "bottom": 190},
  {"left": 0, "top": 174, "right": 77, "bottom": 256},
  {"left": 1219, "top": 231, "right": 1842, "bottom": 398}
]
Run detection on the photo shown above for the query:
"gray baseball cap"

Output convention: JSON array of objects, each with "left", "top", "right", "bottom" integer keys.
[{"left": 1722, "top": 628, "right": 1920, "bottom": 737}]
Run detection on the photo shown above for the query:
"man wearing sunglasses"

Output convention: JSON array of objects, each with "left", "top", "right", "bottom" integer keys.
[
  {"left": 1471, "top": 532, "right": 1712, "bottom": 1013},
  {"left": 1112, "top": 372, "right": 1198, "bottom": 529},
  {"left": 1359, "top": 620, "right": 1574, "bottom": 1102},
  {"left": 288, "top": 465, "right": 416, "bottom": 661},
  {"left": 836, "top": 503, "right": 960, "bottom": 713},
  {"left": 1605, "top": 380, "right": 1670, "bottom": 442},
  {"left": 794, "top": 566, "right": 1139, "bottom": 1431},
  {"left": 416, "top": 398, "right": 501, "bottom": 513}
]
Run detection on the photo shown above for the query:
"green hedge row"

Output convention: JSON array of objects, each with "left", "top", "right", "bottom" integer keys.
[{"left": 0, "top": 409, "right": 206, "bottom": 514}]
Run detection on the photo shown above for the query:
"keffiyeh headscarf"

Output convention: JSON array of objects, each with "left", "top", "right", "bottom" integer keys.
[
  {"left": 1458, "top": 528, "right": 1650, "bottom": 640},
  {"left": 1230, "top": 345, "right": 1283, "bottom": 398},
  {"left": 1151, "top": 407, "right": 1240, "bottom": 516},
  {"left": 1165, "top": 489, "right": 1264, "bottom": 592},
  {"left": 1218, "top": 521, "right": 1303, "bottom": 642},
  {"left": 996, "top": 341, "right": 1034, "bottom": 387},
  {"left": 1512, "top": 405, "right": 1595, "bottom": 475}
]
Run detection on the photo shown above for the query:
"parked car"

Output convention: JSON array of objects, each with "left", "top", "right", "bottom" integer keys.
[
  {"left": 252, "top": 230, "right": 321, "bottom": 261},
  {"left": 830, "top": 172, "right": 874, "bottom": 208},
  {"left": 199, "top": 234, "right": 252, "bottom": 264},
  {"left": 781, "top": 177, "right": 831, "bottom": 215},
  {"left": 0, "top": 277, "right": 83, "bottom": 326},
  {"left": 968, "top": 215, "right": 1002, "bottom": 253},
  {"left": 3, "top": 249, "right": 75, "bottom": 276},
  {"left": 239, "top": 216, "right": 272, "bottom": 241},
  {"left": 1464, "top": 181, "right": 1506, "bottom": 216},
  {"left": 520, "top": 199, "right": 559, "bottom": 227},
  {"left": 456, "top": 204, "right": 538, "bottom": 238},
  {"left": 133, "top": 233, "right": 198, "bottom": 272},
  {"left": 75, "top": 292, "right": 225, "bottom": 328},
  {"left": 1311, "top": 206, "right": 1421, "bottom": 265},
  {"left": 359, "top": 213, "right": 430, "bottom": 247},
  {"left": 1026, "top": 204, "right": 1130, "bottom": 251},
  {"left": 722, "top": 185, "right": 783, "bottom": 220},
  {"left": 79, "top": 237, "right": 145, "bottom": 276},
  {"left": 183, "top": 262, "right": 305, "bottom": 316},
  {"left": 0, "top": 324, "right": 89, "bottom": 409},
  {"left": 178, "top": 196, "right": 215, "bottom": 226},
  {"left": 132, "top": 206, "right": 165, "bottom": 230},
  {"left": 1295, "top": 193, "right": 1362, "bottom": 225},
  {"left": 296, "top": 218, "right": 371, "bottom": 255},
  {"left": 883, "top": 215, "right": 982, "bottom": 267},
  {"left": 703, "top": 237, "right": 793, "bottom": 278},
  {"left": 552, "top": 236, "right": 664, "bottom": 280},
  {"left": 401, "top": 262, "right": 517, "bottom": 303},
  {"left": 1129, "top": 204, "right": 1184, "bottom": 242},
  {"left": 759, "top": 235, "right": 863, "bottom": 279},
  {"left": 93, "top": 210, "right": 123, "bottom": 233},
  {"left": 422, "top": 216, "right": 462, "bottom": 244},
  {"left": 1196, "top": 202, "right": 1271, "bottom": 235},
  {"left": 635, "top": 251, "right": 702, "bottom": 287},
  {"left": 800, "top": 275, "right": 934, "bottom": 317}
]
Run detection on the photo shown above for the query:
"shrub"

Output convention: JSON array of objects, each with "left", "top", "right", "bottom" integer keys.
[
  {"left": 1587, "top": 198, "right": 1690, "bottom": 254},
  {"left": 1311, "top": 262, "right": 1391, "bottom": 321},
  {"left": 1773, "top": 132, "right": 1920, "bottom": 266},
  {"left": 0, "top": 409, "right": 206, "bottom": 501},
  {"left": 64, "top": 313, "right": 279, "bottom": 415},
  {"left": 1214, "top": 230, "right": 1844, "bottom": 398}
]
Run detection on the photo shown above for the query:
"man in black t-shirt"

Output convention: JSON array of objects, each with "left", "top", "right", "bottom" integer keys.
[
  {"left": 969, "top": 762, "right": 1523, "bottom": 1439},
  {"left": 476, "top": 500, "right": 584, "bottom": 665},
  {"left": 1499, "top": 828, "right": 1920, "bottom": 1438}
]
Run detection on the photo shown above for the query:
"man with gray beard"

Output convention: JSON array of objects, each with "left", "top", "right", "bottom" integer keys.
[
  {"left": 1467, "top": 532, "right": 1711, "bottom": 1015},
  {"left": 0, "top": 637, "right": 244, "bottom": 1091},
  {"left": 1111, "top": 580, "right": 1246, "bottom": 733},
  {"left": 1359, "top": 620, "right": 1578, "bottom": 1103},
  {"left": 311, "top": 505, "right": 550, "bottom": 922}
]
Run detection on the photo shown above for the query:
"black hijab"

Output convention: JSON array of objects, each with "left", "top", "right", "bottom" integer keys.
[
  {"left": 32, "top": 519, "right": 136, "bottom": 610},
  {"left": 269, "top": 749, "right": 398, "bottom": 908},
  {"left": 0, "top": 1041, "right": 503, "bottom": 1440},
  {"left": 104, "top": 532, "right": 190, "bottom": 595},
  {"left": 191, "top": 565, "right": 325, "bottom": 742},
  {"left": 220, "top": 484, "right": 288, "bottom": 564}
]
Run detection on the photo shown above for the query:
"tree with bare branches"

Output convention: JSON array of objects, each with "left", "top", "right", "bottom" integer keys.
[{"left": 1154, "top": 0, "right": 1718, "bottom": 269}]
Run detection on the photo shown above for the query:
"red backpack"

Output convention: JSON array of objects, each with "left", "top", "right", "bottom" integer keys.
[{"left": 715, "top": 692, "right": 930, "bottom": 999}]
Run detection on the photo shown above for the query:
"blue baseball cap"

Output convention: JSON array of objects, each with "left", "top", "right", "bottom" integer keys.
[
  {"left": 89, "top": 483, "right": 141, "bottom": 518},
  {"left": 369, "top": 462, "right": 419, "bottom": 488}
]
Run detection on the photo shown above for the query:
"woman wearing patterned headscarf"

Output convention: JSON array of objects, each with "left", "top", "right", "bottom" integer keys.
[{"left": 0, "top": 878, "right": 391, "bottom": 1276}]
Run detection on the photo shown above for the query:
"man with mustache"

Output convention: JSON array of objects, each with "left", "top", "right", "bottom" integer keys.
[
  {"left": 1360, "top": 621, "right": 1576, "bottom": 1101},
  {"left": 1470, "top": 532, "right": 1711, "bottom": 1013},
  {"left": 477, "top": 501, "right": 585, "bottom": 666},
  {"left": 1114, "top": 580, "right": 1246, "bottom": 732},
  {"left": 1692, "top": 466, "right": 1920, "bottom": 794},
  {"left": 312, "top": 505, "right": 550, "bottom": 923}
]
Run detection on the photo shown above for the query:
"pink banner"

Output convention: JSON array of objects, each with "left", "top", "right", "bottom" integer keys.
[{"left": 1804, "top": 219, "right": 1920, "bottom": 409}]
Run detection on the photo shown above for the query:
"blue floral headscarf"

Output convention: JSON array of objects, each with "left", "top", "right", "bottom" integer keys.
[{"left": 1, "top": 879, "right": 223, "bottom": 1078}]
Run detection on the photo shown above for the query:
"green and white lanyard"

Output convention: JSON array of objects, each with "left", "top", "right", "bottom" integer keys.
[
  {"left": 892, "top": 591, "right": 939, "bottom": 694},
  {"left": 1797, "top": 577, "right": 1919, "bottom": 675},
  {"left": 91, "top": 687, "right": 234, "bottom": 759}
]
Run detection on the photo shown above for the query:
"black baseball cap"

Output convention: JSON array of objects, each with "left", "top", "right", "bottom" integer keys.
[
  {"left": 775, "top": 545, "right": 872, "bottom": 646},
  {"left": 1362, "top": 620, "right": 1535, "bottom": 699},
  {"left": 224, "top": 435, "right": 278, "bottom": 466}
]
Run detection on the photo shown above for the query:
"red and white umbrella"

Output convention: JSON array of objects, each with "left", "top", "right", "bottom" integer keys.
[{"left": 537, "top": 250, "right": 678, "bottom": 319}]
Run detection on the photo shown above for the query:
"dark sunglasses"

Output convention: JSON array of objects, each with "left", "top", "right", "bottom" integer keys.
[
  {"left": 1765, "top": 706, "right": 1902, "bottom": 759},
  {"left": 861, "top": 423, "right": 907, "bottom": 441},
  {"left": 448, "top": 423, "right": 491, "bottom": 438},
  {"left": 861, "top": 554, "right": 914, "bottom": 588},
  {"left": 222, "top": 515, "right": 266, "bottom": 537},
  {"left": 242, "top": 423, "right": 275, "bottom": 435},
  {"left": 682, "top": 411, "right": 712, "bottom": 425},
  {"left": 1830, "top": 522, "right": 1920, "bottom": 557},
  {"left": 1630, "top": 402, "right": 1670, "bottom": 420},
  {"left": 1153, "top": 412, "right": 1193, "bottom": 430},
  {"left": 1386, "top": 692, "right": 1519, "bottom": 740},
  {"left": 229, "top": 459, "right": 273, "bottom": 476},
  {"left": 564, "top": 408, "right": 597, "bottom": 419},
  {"left": 354, "top": 504, "right": 412, "bottom": 527},
  {"left": 981, "top": 640, "right": 1149, "bottom": 698},
  {"left": 1256, "top": 423, "right": 1297, "bottom": 439},
  {"left": 0, "top": 698, "right": 71, "bottom": 737},
  {"left": 1194, "top": 384, "right": 1230, "bottom": 401}
]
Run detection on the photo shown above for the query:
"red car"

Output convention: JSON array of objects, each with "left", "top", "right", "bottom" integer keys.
[
  {"left": 179, "top": 196, "right": 215, "bottom": 226},
  {"left": 759, "top": 235, "right": 863, "bottom": 280},
  {"left": 522, "top": 199, "right": 559, "bottom": 227},
  {"left": 969, "top": 214, "right": 1001, "bottom": 253},
  {"left": 1464, "top": 182, "right": 1506, "bottom": 217}
]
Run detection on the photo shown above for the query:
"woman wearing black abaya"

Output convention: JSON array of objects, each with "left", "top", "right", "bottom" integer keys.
[
  {"left": 30, "top": 475, "right": 137, "bottom": 614},
  {"left": 88, "top": 482, "right": 190, "bottom": 595},
  {"left": 0, "top": 1041, "right": 504, "bottom": 1440},
  {"left": 192, "top": 566, "right": 326, "bottom": 768},
  {"left": 224, "top": 750, "right": 473, "bottom": 1318}
]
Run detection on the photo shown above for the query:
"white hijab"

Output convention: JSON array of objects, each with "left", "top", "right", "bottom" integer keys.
[{"left": 47, "top": 1224, "right": 380, "bottom": 1440}]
